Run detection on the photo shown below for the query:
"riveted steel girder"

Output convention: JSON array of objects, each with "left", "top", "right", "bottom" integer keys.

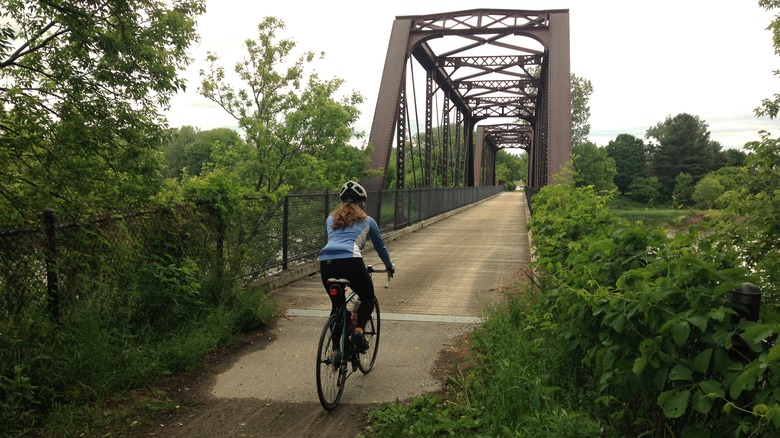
[{"left": 363, "top": 9, "right": 571, "bottom": 193}]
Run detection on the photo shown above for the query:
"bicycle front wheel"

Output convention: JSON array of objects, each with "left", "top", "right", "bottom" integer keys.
[
  {"left": 358, "top": 297, "right": 380, "bottom": 374},
  {"left": 316, "top": 314, "right": 345, "bottom": 411}
]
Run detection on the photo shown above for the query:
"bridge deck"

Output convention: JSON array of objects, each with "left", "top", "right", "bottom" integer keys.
[{"left": 272, "top": 190, "right": 532, "bottom": 318}]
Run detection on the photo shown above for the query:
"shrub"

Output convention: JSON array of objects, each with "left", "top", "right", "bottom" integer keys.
[
  {"left": 692, "top": 176, "right": 725, "bottom": 209},
  {"left": 527, "top": 182, "right": 780, "bottom": 436}
]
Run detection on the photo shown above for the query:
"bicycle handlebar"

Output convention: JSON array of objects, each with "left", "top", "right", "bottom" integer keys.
[{"left": 367, "top": 265, "right": 393, "bottom": 288}]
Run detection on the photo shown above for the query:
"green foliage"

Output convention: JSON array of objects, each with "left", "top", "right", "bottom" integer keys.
[
  {"left": 756, "top": 0, "right": 780, "bottom": 119},
  {"left": 723, "top": 148, "right": 749, "bottom": 167},
  {"left": 628, "top": 176, "right": 662, "bottom": 204},
  {"left": 198, "top": 16, "right": 368, "bottom": 195},
  {"left": 571, "top": 74, "right": 593, "bottom": 146},
  {"left": 692, "top": 175, "right": 725, "bottom": 209},
  {"left": 495, "top": 150, "right": 528, "bottom": 185},
  {"left": 0, "top": 0, "right": 206, "bottom": 224},
  {"left": 608, "top": 195, "right": 694, "bottom": 228},
  {"left": 366, "top": 395, "right": 481, "bottom": 437},
  {"left": 525, "top": 182, "right": 780, "bottom": 436},
  {"left": 161, "top": 126, "right": 244, "bottom": 179},
  {"left": 645, "top": 113, "right": 723, "bottom": 198},
  {"left": 366, "top": 282, "right": 604, "bottom": 437},
  {"left": 713, "top": 132, "right": 780, "bottom": 301},
  {"left": 0, "top": 201, "right": 278, "bottom": 437},
  {"left": 673, "top": 172, "right": 695, "bottom": 207},
  {"left": 709, "top": 165, "right": 750, "bottom": 193},
  {"left": 571, "top": 141, "right": 617, "bottom": 193},
  {"left": 606, "top": 133, "right": 648, "bottom": 194}
]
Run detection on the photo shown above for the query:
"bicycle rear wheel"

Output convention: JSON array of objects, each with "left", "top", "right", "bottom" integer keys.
[
  {"left": 358, "top": 297, "right": 380, "bottom": 374},
  {"left": 316, "top": 314, "right": 345, "bottom": 410}
]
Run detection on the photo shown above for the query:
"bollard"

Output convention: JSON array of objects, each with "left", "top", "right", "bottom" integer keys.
[{"left": 732, "top": 283, "right": 761, "bottom": 323}]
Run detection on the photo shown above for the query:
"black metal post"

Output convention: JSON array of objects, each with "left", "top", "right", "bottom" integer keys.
[
  {"left": 324, "top": 190, "right": 330, "bottom": 240},
  {"left": 43, "top": 208, "right": 59, "bottom": 321},
  {"left": 282, "top": 196, "right": 289, "bottom": 270},
  {"left": 732, "top": 283, "right": 762, "bottom": 323}
]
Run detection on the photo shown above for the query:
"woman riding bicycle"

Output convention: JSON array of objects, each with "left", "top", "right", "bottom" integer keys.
[{"left": 317, "top": 181, "right": 395, "bottom": 352}]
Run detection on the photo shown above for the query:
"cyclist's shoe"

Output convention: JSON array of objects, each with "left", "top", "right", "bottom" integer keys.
[
  {"left": 330, "top": 351, "right": 342, "bottom": 369},
  {"left": 351, "top": 332, "right": 369, "bottom": 353}
]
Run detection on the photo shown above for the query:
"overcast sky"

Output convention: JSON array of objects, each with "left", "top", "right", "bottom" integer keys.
[{"left": 165, "top": 0, "right": 780, "bottom": 150}]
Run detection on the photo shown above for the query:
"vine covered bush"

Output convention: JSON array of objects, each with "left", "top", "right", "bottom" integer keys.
[{"left": 527, "top": 136, "right": 780, "bottom": 436}]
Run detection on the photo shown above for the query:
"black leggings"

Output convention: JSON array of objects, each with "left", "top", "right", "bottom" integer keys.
[{"left": 320, "top": 258, "right": 375, "bottom": 330}]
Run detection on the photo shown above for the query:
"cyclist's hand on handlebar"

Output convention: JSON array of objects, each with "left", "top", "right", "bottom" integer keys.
[{"left": 388, "top": 263, "right": 396, "bottom": 278}]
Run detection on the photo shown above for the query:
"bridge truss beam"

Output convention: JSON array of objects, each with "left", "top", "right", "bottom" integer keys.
[{"left": 363, "top": 8, "right": 572, "bottom": 196}]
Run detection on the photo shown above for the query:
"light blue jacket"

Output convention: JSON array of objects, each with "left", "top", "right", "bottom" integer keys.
[{"left": 317, "top": 216, "right": 393, "bottom": 269}]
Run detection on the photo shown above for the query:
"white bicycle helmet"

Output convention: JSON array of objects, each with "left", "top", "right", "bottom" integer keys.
[{"left": 339, "top": 180, "right": 368, "bottom": 202}]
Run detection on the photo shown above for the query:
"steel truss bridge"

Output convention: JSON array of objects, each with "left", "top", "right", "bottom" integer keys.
[{"left": 361, "top": 9, "right": 572, "bottom": 196}]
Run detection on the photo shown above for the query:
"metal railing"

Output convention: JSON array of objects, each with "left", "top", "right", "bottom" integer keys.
[{"left": 0, "top": 186, "right": 502, "bottom": 320}]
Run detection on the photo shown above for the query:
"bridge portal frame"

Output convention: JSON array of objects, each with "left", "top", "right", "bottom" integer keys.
[{"left": 362, "top": 9, "right": 572, "bottom": 194}]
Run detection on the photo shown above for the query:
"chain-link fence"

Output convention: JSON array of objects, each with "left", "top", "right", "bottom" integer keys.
[{"left": 1, "top": 186, "right": 502, "bottom": 321}]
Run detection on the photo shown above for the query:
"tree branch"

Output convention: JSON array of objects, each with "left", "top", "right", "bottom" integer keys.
[{"left": 0, "top": 22, "right": 67, "bottom": 69}]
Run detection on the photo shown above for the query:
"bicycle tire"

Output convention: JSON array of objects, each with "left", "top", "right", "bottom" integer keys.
[
  {"left": 358, "top": 297, "right": 380, "bottom": 374},
  {"left": 316, "top": 314, "right": 345, "bottom": 410}
]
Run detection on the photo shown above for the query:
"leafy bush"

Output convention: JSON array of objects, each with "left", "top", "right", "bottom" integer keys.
[
  {"left": 628, "top": 176, "right": 662, "bottom": 204},
  {"left": 673, "top": 172, "right": 695, "bottom": 207},
  {"left": 692, "top": 175, "right": 725, "bottom": 209},
  {"left": 527, "top": 182, "right": 780, "bottom": 436},
  {"left": 0, "top": 198, "right": 279, "bottom": 437}
]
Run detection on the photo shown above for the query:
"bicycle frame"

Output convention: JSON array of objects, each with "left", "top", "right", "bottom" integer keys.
[{"left": 316, "top": 265, "right": 389, "bottom": 410}]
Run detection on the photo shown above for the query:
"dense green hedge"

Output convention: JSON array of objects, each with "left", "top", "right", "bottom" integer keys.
[
  {"left": 525, "top": 135, "right": 780, "bottom": 436},
  {"left": 527, "top": 170, "right": 780, "bottom": 435}
]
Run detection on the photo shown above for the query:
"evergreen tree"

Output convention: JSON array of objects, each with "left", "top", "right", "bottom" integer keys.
[
  {"left": 645, "top": 113, "right": 723, "bottom": 198},
  {"left": 606, "top": 133, "right": 647, "bottom": 194}
]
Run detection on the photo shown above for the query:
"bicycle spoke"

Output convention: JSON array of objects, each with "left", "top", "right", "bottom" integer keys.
[
  {"left": 316, "top": 315, "right": 346, "bottom": 410},
  {"left": 358, "top": 297, "right": 381, "bottom": 374}
]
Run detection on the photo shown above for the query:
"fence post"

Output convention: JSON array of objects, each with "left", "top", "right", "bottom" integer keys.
[
  {"left": 732, "top": 283, "right": 762, "bottom": 323},
  {"left": 43, "top": 208, "right": 59, "bottom": 321},
  {"left": 282, "top": 195, "right": 289, "bottom": 270},
  {"left": 407, "top": 188, "right": 412, "bottom": 225},
  {"left": 324, "top": 190, "right": 330, "bottom": 240}
]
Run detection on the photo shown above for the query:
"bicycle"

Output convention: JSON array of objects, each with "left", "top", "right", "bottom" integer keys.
[{"left": 316, "top": 265, "right": 391, "bottom": 411}]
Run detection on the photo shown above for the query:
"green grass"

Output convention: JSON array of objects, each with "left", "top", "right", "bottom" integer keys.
[
  {"left": 3, "top": 284, "right": 279, "bottom": 438},
  {"left": 364, "top": 281, "right": 604, "bottom": 437},
  {"left": 607, "top": 195, "right": 704, "bottom": 228}
]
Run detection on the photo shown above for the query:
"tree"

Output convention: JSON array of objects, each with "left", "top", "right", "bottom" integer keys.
[
  {"left": 495, "top": 150, "right": 528, "bottom": 185},
  {"left": 628, "top": 176, "right": 661, "bottom": 204},
  {"left": 692, "top": 175, "right": 725, "bottom": 209},
  {"left": 721, "top": 148, "right": 748, "bottom": 167},
  {"left": 708, "top": 165, "right": 749, "bottom": 193},
  {"left": 0, "top": 0, "right": 206, "bottom": 224},
  {"left": 571, "top": 74, "right": 593, "bottom": 146},
  {"left": 756, "top": 0, "right": 780, "bottom": 118},
  {"left": 571, "top": 141, "right": 617, "bottom": 193},
  {"left": 671, "top": 172, "right": 694, "bottom": 207},
  {"left": 198, "top": 16, "right": 367, "bottom": 195},
  {"left": 645, "top": 113, "right": 723, "bottom": 198},
  {"left": 606, "top": 134, "right": 647, "bottom": 194},
  {"left": 161, "top": 126, "right": 244, "bottom": 179}
]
